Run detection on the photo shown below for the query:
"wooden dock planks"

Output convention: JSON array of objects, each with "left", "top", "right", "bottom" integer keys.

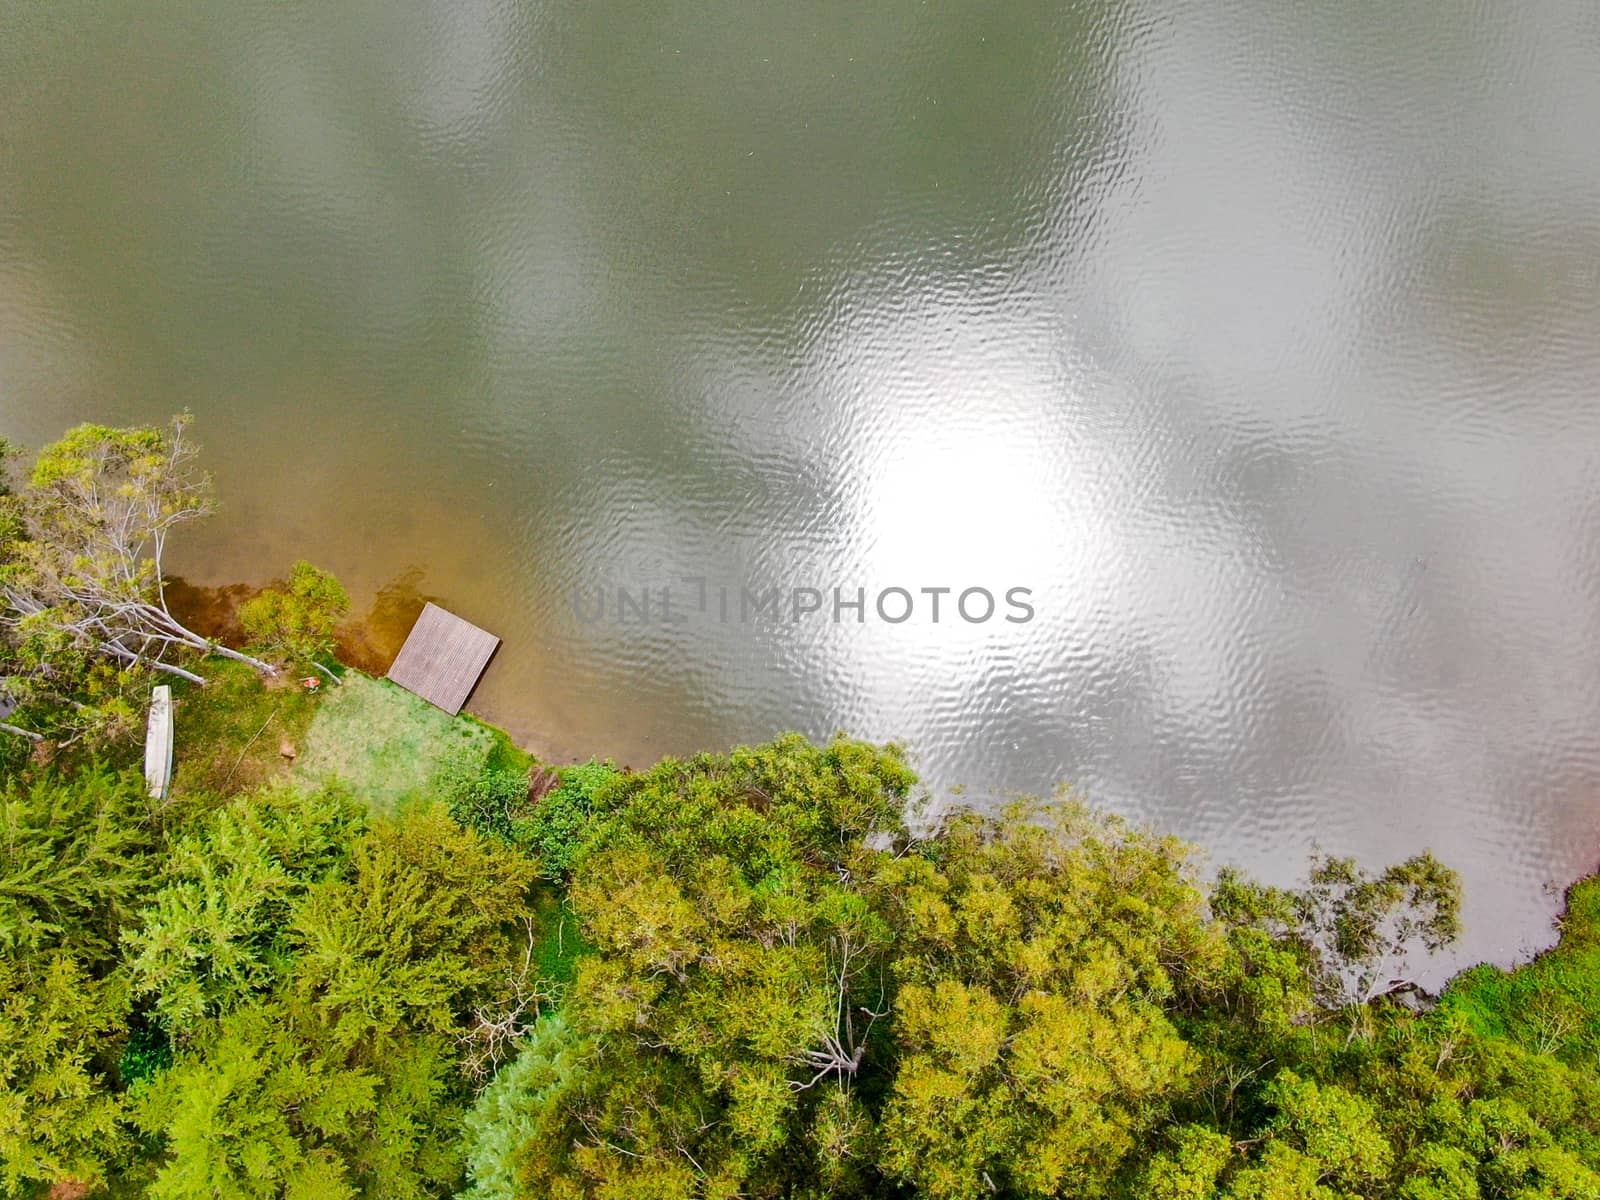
[{"left": 385, "top": 602, "right": 501, "bottom": 715}]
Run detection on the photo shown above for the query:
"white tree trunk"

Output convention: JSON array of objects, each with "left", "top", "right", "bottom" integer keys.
[{"left": 147, "top": 658, "right": 207, "bottom": 686}]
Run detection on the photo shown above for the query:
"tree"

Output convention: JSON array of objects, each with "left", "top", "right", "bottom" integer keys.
[
  {"left": 507, "top": 734, "right": 916, "bottom": 1199},
  {"left": 6, "top": 714, "right": 1600, "bottom": 1199},
  {"left": 0, "top": 952, "right": 130, "bottom": 1197},
  {"left": 0, "top": 417, "right": 274, "bottom": 700},
  {"left": 872, "top": 801, "right": 1225, "bottom": 1200},
  {"left": 132, "top": 996, "right": 461, "bottom": 1200},
  {"left": 439, "top": 754, "right": 621, "bottom": 881},
  {"left": 131, "top": 804, "right": 541, "bottom": 1199},
  {"left": 514, "top": 758, "right": 620, "bottom": 880},
  {"left": 459, "top": 1014, "right": 593, "bottom": 1200},
  {"left": 0, "top": 440, "right": 56, "bottom": 747},
  {"left": 0, "top": 478, "right": 143, "bottom": 749},
  {"left": 437, "top": 750, "right": 535, "bottom": 851},
  {"left": 285, "top": 804, "right": 539, "bottom": 1053},
  {"left": 239, "top": 561, "right": 350, "bottom": 665},
  {"left": 0, "top": 766, "right": 159, "bottom": 965},
  {"left": 0, "top": 768, "right": 157, "bottom": 1195},
  {"left": 1135, "top": 1124, "right": 1235, "bottom": 1199},
  {"left": 1156, "top": 857, "right": 1596, "bottom": 1200},
  {"left": 0, "top": 616, "right": 143, "bottom": 749},
  {"left": 124, "top": 783, "right": 366, "bottom": 1039},
  {"left": 1249, "top": 1071, "right": 1392, "bottom": 1191}
]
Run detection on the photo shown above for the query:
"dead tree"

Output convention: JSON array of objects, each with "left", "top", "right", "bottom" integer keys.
[{"left": 0, "top": 416, "right": 275, "bottom": 688}]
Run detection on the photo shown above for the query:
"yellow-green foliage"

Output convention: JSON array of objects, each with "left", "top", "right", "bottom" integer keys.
[
  {"left": 131, "top": 804, "right": 540, "bottom": 1199},
  {"left": 124, "top": 783, "right": 365, "bottom": 1037},
  {"left": 514, "top": 734, "right": 916, "bottom": 1198},
  {"left": 875, "top": 802, "right": 1223, "bottom": 1199},
  {"left": 0, "top": 769, "right": 155, "bottom": 1194},
  {"left": 467, "top": 745, "right": 1600, "bottom": 1200},
  {"left": 0, "top": 953, "right": 129, "bottom": 1196},
  {"left": 0, "top": 766, "right": 157, "bottom": 962},
  {"left": 1136, "top": 1125, "right": 1234, "bottom": 1199},
  {"left": 460, "top": 1014, "right": 593, "bottom": 1200},
  {"left": 133, "top": 998, "right": 462, "bottom": 1200},
  {"left": 516, "top": 759, "right": 621, "bottom": 879},
  {"left": 7, "top": 719, "right": 1600, "bottom": 1200},
  {"left": 498, "top": 747, "right": 1242, "bottom": 1199},
  {"left": 239, "top": 561, "right": 350, "bottom": 664}
]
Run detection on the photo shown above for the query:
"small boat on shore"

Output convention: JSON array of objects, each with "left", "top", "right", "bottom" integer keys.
[{"left": 144, "top": 684, "right": 173, "bottom": 799}]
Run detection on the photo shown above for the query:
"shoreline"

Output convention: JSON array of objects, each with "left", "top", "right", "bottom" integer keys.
[
  {"left": 175, "top": 604, "right": 1600, "bottom": 998},
  {"left": 160, "top": 567, "right": 1600, "bottom": 1006},
  {"left": 378, "top": 658, "right": 1600, "bottom": 1005}
]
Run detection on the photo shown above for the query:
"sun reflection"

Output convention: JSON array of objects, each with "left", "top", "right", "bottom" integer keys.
[{"left": 853, "top": 419, "right": 1065, "bottom": 595}]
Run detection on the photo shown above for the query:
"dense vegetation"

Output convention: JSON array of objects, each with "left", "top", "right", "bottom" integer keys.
[
  {"left": 3, "top": 736, "right": 1599, "bottom": 1200},
  {"left": 2, "top": 420, "right": 1599, "bottom": 1199}
]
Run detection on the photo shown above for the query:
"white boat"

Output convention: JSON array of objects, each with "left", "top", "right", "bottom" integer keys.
[{"left": 144, "top": 685, "right": 173, "bottom": 799}]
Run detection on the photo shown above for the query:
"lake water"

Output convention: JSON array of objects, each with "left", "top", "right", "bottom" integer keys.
[{"left": 4, "top": 0, "right": 1600, "bottom": 977}]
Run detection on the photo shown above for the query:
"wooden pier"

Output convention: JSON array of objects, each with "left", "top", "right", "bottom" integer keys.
[{"left": 386, "top": 602, "right": 501, "bottom": 715}]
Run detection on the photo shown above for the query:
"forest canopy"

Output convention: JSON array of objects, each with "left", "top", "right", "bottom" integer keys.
[{"left": 1, "top": 732, "right": 1596, "bottom": 1199}]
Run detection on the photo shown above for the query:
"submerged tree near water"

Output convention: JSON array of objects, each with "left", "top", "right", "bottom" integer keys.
[{"left": 0, "top": 418, "right": 275, "bottom": 744}]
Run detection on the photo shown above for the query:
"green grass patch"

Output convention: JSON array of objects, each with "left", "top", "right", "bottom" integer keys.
[
  {"left": 292, "top": 671, "right": 495, "bottom": 813},
  {"left": 154, "top": 655, "right": 541, "bottom": 826},
  {"left": 529, "top": 886, "right": 593, "bottom": 992},
  {"left": 168, "top": 658, "right": 323, "bottom": 796},
  {"left": 1439, "top": 877, "right": 1600, "bottom": 1064}
]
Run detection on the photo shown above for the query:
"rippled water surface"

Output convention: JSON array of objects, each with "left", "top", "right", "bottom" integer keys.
[{"left": 4, "top": 0, "right": 1600, "bottom": 973}]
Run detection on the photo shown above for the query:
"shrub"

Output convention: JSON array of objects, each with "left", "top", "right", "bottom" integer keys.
[
  {"left": 239, "top": 560, "right": 349, "bottom": 663},
  {"left": 438, "top": 749, "right": 532, "bottom": 848},
  {"left": 515, "top": 760, "right": 620, "bottom": 880}
]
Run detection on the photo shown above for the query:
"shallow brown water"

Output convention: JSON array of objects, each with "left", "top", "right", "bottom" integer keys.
[{"left": 4, "top": 0, "right": 1600, "bottom": 977}]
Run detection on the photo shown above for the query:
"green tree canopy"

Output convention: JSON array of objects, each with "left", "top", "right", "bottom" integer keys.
[
  {"left": 0, "top": 766, "right": 158, "bottom": 965},
  {"left": 124, "top": 783, "right": 366, "bottom": 1038},
  {"left": 507, "top": 734, "right": 915, "bottom": 1198},
  {"left": 0, "top": 767, "right": 167, "bottom": 1195},
  {"left": 871, "top": 801, "right": 1226, "bottom": 1199},
  {"left": 3, "top": 720, "right": 1598, "bottom": 1200},
  {"left": 0, "top": 951, "right": 129, "bottom": 1196},
  {"left": 132, "top": 803, "right": 541, "bottom": 1199}
]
